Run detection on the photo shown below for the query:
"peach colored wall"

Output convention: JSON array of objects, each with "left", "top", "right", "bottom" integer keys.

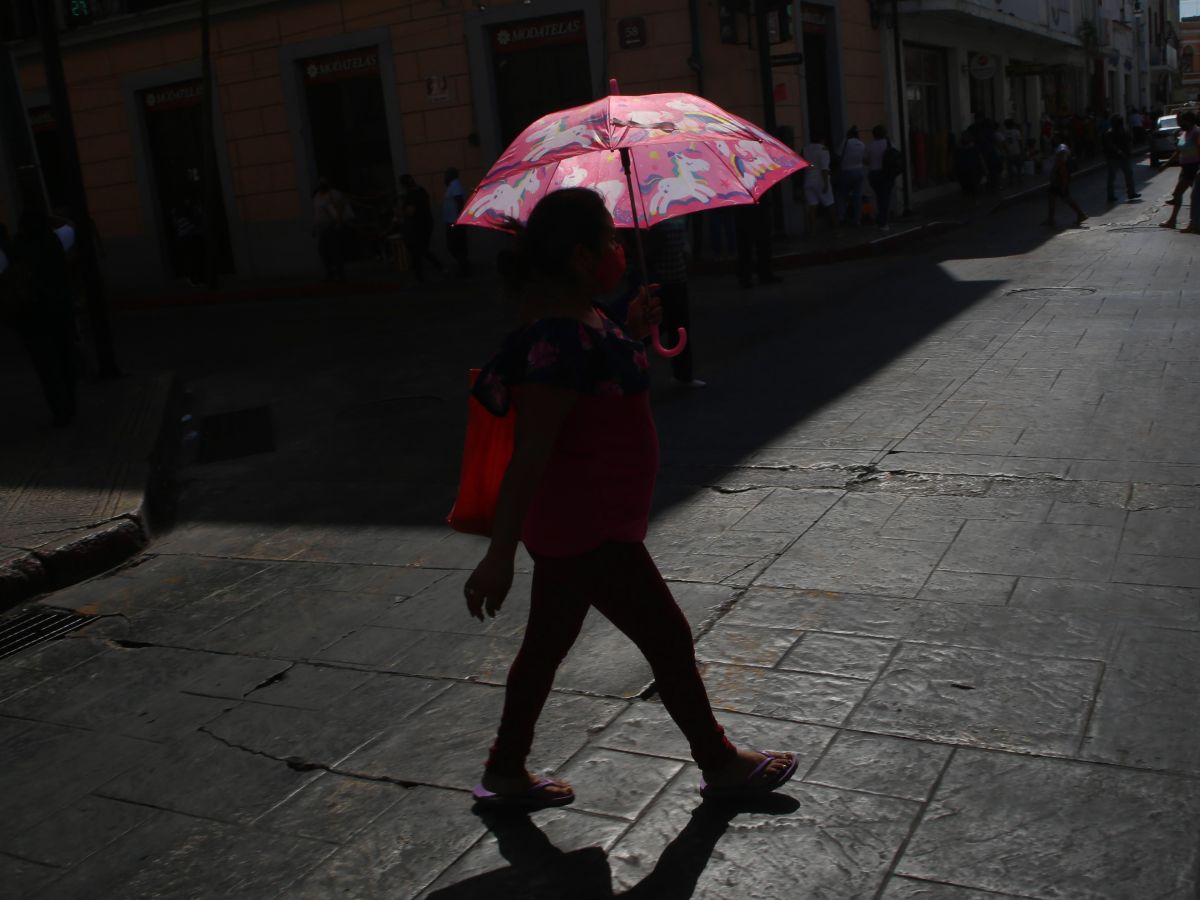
[
  {"left": 841, "top": 0, "right": 887, "bottom": 133},
  {"left": 15, "top": 0, "right": 886, "bottom": 250}
]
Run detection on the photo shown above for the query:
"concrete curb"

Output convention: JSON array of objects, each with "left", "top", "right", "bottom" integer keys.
[{"left": 0, "top": 375, "right": 183, "bottom": 611}]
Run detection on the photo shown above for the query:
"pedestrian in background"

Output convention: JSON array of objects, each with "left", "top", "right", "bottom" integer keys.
[
  {"left": 647, "top": 216, "right": 704, "bottom": 388},
  {"left": 312, "top": 177, "right": 348, "bottom": 282},
  {"left": 464, "top": 187, "right": 797, "bottom": 809},
  {"left": 1043, "top": 138, "right": 1087, "bottom": 228},
  {"left": 833, "top": 126, "right": 866, "bottom": 227},
  {"left": 1003, "top": 119, "right": 1025, "bottom": 184},
  {"left": 1160, "top": 111, "right": 1199, "bottom": 231},
  {"left": 1102, "top": 115, "right": 1139, "bottom": 203},
  {"left": 735, "top": 202, "right": 780, "bottom": 287},
  {"left": 866, "top": 124, "right": 898, "bottom": 231},
  {"left": 953, "top": 131, "right": 985, "bottom": 203},
  {"left": 0, "top": 207, "right": 79, "bottom": 426},
  {"left": 443, "top": 167, "right": 470, "bottom": 275},
  {"left": 398, "top": 173, "right": 443, "bottom": 282},
  {"left": 801, "top": 135, "right": 836, "bottom": 235}
]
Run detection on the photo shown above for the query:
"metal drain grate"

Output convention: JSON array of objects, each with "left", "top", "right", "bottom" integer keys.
[
  {"left": 1005, "top": 287, "right": 1097, "bottom": 300},
  {"left": 196, "top": 406, "right": 275, "bottom": 464},
  {"left": 0, "top": 607, "right": 90, "bottom": 660}
]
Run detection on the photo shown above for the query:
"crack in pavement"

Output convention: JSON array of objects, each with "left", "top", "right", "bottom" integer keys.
[{"left": 197, "top": 725, "right": 428, "bottom": 791}]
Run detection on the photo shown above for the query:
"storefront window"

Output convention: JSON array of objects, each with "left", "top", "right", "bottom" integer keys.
[{"left": 904, "top": 44, "right": 951, "bottom": 188}]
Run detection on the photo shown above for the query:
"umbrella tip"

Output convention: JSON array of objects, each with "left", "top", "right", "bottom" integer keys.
[{"left": 609, "top": 77, "right": 619, "bottom": 95}]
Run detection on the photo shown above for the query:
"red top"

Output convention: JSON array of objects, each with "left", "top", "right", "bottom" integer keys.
[
  {"left": 521, "top": 392, "right": 659, "bottom": 557},
  {"left": 474, "top": 310, "right": 657, "bottom": 558}
]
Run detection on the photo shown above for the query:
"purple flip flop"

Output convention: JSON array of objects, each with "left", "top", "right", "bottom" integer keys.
[
  {"left": 471, "top": 778, "right": 576, "bottom": 810},
  {"left": 699, "top": 750, "right": 799, "bottom": 801}
]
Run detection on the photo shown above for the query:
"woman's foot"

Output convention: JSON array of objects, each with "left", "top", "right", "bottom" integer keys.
[
  {"left": 702, "top": 748, "right": 796, "bottom": 789},
  {"left": 480, "top": 769, "right": 574, "bottom": 801}
]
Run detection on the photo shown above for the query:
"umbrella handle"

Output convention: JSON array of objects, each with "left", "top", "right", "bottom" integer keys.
[{"left": 652, "top": 326, "right": 688, "bottom": 358}]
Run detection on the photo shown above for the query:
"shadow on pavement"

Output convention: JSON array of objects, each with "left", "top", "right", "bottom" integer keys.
[{"left": 427, "top": 794, "right": 801, "bottom": 899}]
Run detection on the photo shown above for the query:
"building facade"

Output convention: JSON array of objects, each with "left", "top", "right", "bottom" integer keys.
[{"left": 1, "top": 0, "right": 890, "bottom": 295}]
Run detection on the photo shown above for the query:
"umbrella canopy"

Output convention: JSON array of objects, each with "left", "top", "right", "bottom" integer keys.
[{"left": 457, "top": 91, "right": 807, "bottom": 232}]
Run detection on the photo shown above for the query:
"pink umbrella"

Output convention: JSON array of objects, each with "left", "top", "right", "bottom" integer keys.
[{"left": 458, "top": 80, "right": 807, "bottom": 356}]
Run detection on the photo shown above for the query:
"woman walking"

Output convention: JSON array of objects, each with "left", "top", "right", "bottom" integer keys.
[{"left": 465, "top": 188, "right": 797, "bottom": 809}]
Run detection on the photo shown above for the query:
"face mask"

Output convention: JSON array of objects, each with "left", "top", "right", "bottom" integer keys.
[{"left": 594, "top": 242, "right": 626, "bottom": 292}]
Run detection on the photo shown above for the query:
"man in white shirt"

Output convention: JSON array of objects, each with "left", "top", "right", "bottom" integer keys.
[
  {"left": 801, "top": 137, "right": 835, "bottom": 234},
  {"left": 865, "top": 124, "right": 897, "bottom": 230}
]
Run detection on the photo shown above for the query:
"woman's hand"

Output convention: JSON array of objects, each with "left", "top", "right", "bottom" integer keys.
[
  {"left": 625, "top": 284, "right": 663, "bottom": 341},
  {"left": 464, "top": 548, "right": 515, "bottom": 621}
]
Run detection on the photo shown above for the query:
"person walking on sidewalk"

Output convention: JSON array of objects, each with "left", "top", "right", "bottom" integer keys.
[
  {"left": 464, "top": 188, "right": 797, "bottom": 810},
  {"left": 866, "top": 125, "right": 900, "bottom": 231},
  {"left": 734, "top": 202, "right": 780, "bottom": 287},
  {"left": 646, "top": 217, "right": 705, "bottom": 388},
  {"left": 801, "top": 135, "right": 837, "bottom": 235},
  {"left": 1043, "top": 139, "right": 1087, "bottom": 228},
  {"left": 1161, "top": 112, "right": 1200, "bottom": 231},
  {"left": 1102, "top": 115, "right": 1140, "bottom": 203},
  {"left": 398, "top": 174, "right": 444, "bottom": 282},
  {"left": 443, "top": 167, "right": 471, "bottom": 275},
  {"left": 833, "top": 126, "right": 866, "bottom": 227}
]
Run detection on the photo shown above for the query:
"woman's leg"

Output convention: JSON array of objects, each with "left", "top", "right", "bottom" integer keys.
[
  {"left": 485, "top": 556, "right": 592, "bottom": 777},
  {"left": 587, "top": 543, "right": 737, "bottom": 772}
]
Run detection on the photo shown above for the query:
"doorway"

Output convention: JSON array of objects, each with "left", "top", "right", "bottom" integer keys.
[
  {"left": 141, "top": 81, "right": 234, "bottom": 279},
  {"left": 490, "top": 13, "right": 593, "bottom": 146},
  {"left": 800, "top": 5, "right": 833, "bottom": 145},
  {"left": 301, "top": 47, "right": 395, "bottom": 258}
]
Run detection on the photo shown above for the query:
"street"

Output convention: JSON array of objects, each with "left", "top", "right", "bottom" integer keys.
[{"left": 2, "top": 161, "right": 1199, "bottom": 899}]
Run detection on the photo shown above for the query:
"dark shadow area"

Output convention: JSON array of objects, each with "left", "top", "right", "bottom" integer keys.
[
  {"left": 0, "top": 162, "right": 1160, "bottom": 539},
  {"left": 426, "top": 794, "right": 801, "bottom": 899}
]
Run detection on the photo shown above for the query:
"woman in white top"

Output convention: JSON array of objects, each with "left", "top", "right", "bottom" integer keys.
[
  {"left": 801, "top": 136, "right": 835, "bottom": 234},
  {"left": 833, "top": 126, "right": 866, "bottom": 226},
  {"left": 866, "top": 124, "right": 895, "bottom": 230}
]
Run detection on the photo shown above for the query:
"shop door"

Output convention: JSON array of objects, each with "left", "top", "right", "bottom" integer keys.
[
  {"left": 801, "top": 5, "right": 832, "bottom": 144},
  {"left": 491, "top": 13, "right": 592, "bottom": 146},
  {"left": 142, "top": 81, "right": 234, "bottom": 278},
  {"left": 905, "top": 45, "right": 951, "bottom": 187},
  {"left": 302, "top": 48, "right": 394, "bottom": 258}
]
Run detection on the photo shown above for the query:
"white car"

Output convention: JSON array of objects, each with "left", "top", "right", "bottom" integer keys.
[{"left": 1150, "top": 115, "right": 1179, "bottom": 167}]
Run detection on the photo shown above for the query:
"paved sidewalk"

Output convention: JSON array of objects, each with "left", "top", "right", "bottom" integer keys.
[
  {"left": 1, "top": 160, "right": 1197, "bottom": 898},
  {"left": 0, "top": 365, "right": 174, "bottom": 607}
]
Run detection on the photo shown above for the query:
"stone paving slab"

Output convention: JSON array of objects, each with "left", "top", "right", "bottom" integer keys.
[
  {"left": 3, "top": 167, "right": 1199, "bottom": 898},
  {"left": 0, "top": 372, "right": 175, "bottom": 607}
]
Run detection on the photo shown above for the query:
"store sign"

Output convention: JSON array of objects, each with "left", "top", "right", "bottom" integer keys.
[
  {"left": 618, "top": 17, "right": 646, "bottom": 50},
  {"left": 302, "top": 48, "right": 379, "bottom": 85},
  {"left": 492, "top": 14, "right": 586, "bottom": 55},
  {"left": 28, "top": 105, "right": 55, "bottom": 133},
  {"left": 144, "top": 81, "right": 203, "bottom": 112},
  {"left": 969, "top": 53, "right": 997, "bottom": 80}
]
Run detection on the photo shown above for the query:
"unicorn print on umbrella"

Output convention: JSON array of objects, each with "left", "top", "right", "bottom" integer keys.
[
  {"left": 643, "top": 152, "right": 715, "bottom": 217},
  {"left": 558, "top": 160, "right": 631, "bottom": 225},
  {"left": 715, "top": 140, "right": 782, "bottom": 191},
  {"left": 522, "top": 115, "right": 601, "bottom": 162},
  {"left": 466, "top": 170, "right": 544, "bottom": 223}
]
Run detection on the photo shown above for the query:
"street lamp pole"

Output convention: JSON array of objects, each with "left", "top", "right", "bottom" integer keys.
[
  {"left": 35, "top": 3, "right": 119, "bottom": 378},
  {"left": 892, "top": 0, "right": 912, "bottom": 216}
]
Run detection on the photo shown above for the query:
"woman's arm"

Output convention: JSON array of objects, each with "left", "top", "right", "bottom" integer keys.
[{"left": 464, "top": 384, "right": 577, "bottom": 619}]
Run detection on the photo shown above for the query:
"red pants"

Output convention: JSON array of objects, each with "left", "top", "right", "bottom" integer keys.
[{"left": 486, "top": 542, "right": 737, "bottom": 775}]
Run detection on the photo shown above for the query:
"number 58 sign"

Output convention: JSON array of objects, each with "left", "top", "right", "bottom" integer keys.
[{"left": 617, "top": 17, "right": 646, "bottom": 50}]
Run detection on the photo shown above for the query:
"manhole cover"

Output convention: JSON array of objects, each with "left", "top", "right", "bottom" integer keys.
[
  {"left": 1005, "top": 287, "right": 1097, "bottom": 300},
  {"left": 196, "top": 406, "right": 275, "bottom": 464},
  {"left": 0, "top": 607, "right": 89, "bottom": 660}
]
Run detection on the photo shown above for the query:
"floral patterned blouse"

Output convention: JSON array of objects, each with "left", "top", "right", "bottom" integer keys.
[{"left": 473, "top": 309, "right": 651, "bottom": 415}]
